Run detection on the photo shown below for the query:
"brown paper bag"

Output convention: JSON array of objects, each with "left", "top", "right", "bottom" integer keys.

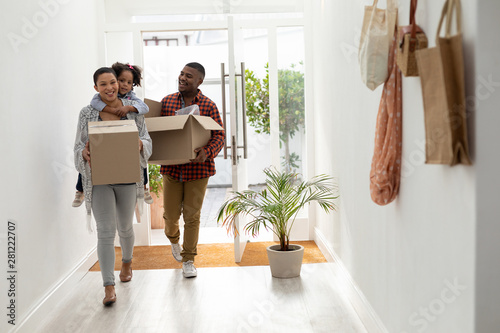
[{"left": 415, "top": 0, "right": 471, "bottom": 165}]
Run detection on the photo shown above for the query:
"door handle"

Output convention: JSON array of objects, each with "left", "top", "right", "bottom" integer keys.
[
  {"left": 220, "top": 63, "right": 229, "bottom": 159},
  {"left": 220, "top": 62, "right": 248, "bottom": 160},
  {"left": 232, "top": 135, "right": 237, "bottom": 166}
]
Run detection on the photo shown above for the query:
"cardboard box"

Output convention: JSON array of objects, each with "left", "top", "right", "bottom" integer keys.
[
  {"left": 145, "top": 98, "right": 162, "bottom": 118},
  {"left": 88, "top": 120, "right": 141, "bottom": 185},
  {"left": 144, "top": 99, "right": 224, "bottom": 165}
]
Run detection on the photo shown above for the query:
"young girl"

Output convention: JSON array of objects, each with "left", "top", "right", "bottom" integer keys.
[{"left": 72, "top": 62, "right": 153, "bottom": 207}]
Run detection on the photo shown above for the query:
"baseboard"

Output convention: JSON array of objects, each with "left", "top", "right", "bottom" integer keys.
[
  {"left": 313, "top": 226, "right": 335, "bottom": 262},
  {"left": 314, "top": 227, "right": 389, "bottom": 333},
  {"left": 12, "top": 247, "right": 97, "bottom": 333}
]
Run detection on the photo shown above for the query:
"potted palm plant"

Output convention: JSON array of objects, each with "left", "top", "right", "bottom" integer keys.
[{"left": 217, "top": 167, "right": 338, "bottom": 278}]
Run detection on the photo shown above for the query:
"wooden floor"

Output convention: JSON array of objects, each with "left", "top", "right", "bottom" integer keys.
[{"left": 37, "top": 263, "right": 368, "bottom": 333}]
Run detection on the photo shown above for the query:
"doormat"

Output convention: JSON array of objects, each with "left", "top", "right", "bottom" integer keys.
[{"left": 89, "top": 241, "right": 327, "bottom": 271}]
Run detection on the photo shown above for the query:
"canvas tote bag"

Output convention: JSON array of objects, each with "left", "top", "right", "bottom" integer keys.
[
  {"left": 359, "top": 0, "right": 398, "bottom": 90},
  {"left": 370, "top": 29, "right": 403, "bottom": 206},
  {"left": 415, "top": 0, "right": 472, "bottom": 165}
]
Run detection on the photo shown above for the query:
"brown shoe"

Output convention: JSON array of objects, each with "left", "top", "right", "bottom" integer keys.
[
  {"left": 103, "top": 285, "right": 116, "bottom": 306},
  {"left": 119, "top": 261, "right": 133, "bottom": 282},
  {"left": 72, "top": 191, "right": 84, "bottom": 207}
]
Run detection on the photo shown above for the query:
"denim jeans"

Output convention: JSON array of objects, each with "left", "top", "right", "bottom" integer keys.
[{"left": 92, "top": 184, "right": 136, "bottom": 286}]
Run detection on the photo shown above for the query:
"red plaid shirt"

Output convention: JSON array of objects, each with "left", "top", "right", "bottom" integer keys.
[{"left": 160, "top": 90, "right": 225, "bottom": 181}]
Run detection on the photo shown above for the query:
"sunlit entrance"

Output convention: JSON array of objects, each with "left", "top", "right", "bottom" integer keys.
[{"left": 104, "top": 12, "right": 305, "bottom": 261}]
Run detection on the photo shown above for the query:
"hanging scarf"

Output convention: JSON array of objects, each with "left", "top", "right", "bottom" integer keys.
[{"left": 370, "top": 29, "right": 403, "bottom": 205}]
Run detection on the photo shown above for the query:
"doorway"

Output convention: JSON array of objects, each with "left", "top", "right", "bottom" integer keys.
[{"left": 106, "top": 13, "right": 306, "bottom": 260}]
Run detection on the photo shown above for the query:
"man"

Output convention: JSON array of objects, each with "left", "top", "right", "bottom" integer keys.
[{"left": 160, "top": 62, "right": 225, "bottom": 278}]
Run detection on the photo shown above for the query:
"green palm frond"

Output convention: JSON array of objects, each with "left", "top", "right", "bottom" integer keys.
[{"left": 216, "top": 167, "right": 339, "bottom": 251}]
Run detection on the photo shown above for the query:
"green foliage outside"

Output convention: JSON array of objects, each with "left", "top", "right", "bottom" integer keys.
[
  {"left": 148, "top": 164, "right": 163, "bottom": 198},
  {"left": 245, "top": 63, "right": 305, "bottom": 172}
]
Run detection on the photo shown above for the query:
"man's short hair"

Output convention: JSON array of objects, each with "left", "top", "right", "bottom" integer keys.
[{"left": 185, "top": 62, "right": 205, "bottom": 79}]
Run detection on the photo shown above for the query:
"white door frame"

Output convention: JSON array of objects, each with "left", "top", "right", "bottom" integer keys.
[{"left": 103, "top": 16, "right": 305, "bottom": 251}]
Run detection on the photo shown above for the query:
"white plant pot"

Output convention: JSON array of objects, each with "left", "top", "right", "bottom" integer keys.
[{"left": 266, "top": 244, "right": 304, "bottom": 278}]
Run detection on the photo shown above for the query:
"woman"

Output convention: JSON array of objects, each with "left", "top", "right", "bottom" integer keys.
[{"left": 74, "top": 67, "right": 152, "bottom": 305}]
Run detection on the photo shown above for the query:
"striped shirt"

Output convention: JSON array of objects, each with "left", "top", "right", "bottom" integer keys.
[{"left": 160, "top": 90, "right": 225, "bottom": 181}]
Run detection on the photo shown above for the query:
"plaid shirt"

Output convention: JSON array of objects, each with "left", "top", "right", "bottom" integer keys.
[{"left": 160, "top": 90, "right": 225, "bottom": 181}]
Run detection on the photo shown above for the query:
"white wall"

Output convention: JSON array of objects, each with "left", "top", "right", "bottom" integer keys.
[
  {"left": 474, "top": 1, "right": 500, "bottom": 332},
  {"left": 0, "top": 0, "right": 101, "bottom": 331},
  {"left": 306, "top": 1, "right": 478, "bottom": 332}
]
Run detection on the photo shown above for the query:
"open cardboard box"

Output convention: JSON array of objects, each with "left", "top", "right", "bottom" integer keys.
[
  {"left": 144, "top": 98, "right": 224, "bottom": 165},
  {"left": 88, "top": 120, "right": 141, "bottom": 185},
  {"left": 145, "top": 98, "right": 162, "bottom": 118}
]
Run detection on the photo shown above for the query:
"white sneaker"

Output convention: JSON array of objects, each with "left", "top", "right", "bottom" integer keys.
[
  {"left": 144, "top": 189, "right": 153, "bottom": 204},
  {"left": 171, "top": 243, "right": 182, "bottom": 262},
  {"left": 72, "top": 191, "right": 84, "bottom": 207},
  {"left": 182, "top": 260, "right": 197, "bottom": 278}
]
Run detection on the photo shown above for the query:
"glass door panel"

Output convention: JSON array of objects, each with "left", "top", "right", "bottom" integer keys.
[
  {"left": 277, "top": 26, "right": 308, "bottom": 238},
  {"left": 140, "top": 16, "right": 305, "bottom": 258},
  {"left": 240, "top": 28, "right": 272, "bottom": 185},
  {"left": 142, "top": 29, "right": 234, "bottom": 245},
  {"left": 277, "top": 26, "right": 305, "bottom": 176}
]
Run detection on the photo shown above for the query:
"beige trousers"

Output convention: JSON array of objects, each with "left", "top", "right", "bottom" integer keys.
[{"left": 163, "top": 174, "right": 209, "bottom": 262}]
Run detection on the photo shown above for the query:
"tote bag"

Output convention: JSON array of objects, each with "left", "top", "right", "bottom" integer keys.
[
  {"left": 359, "top": 0, "right": 398, "bottom": 90},
  {"left": 370, "top": 29, "right": 402, "bottom": 206},
  {"left": 415, "top": 0, "right": 471, "bottom": 165}
]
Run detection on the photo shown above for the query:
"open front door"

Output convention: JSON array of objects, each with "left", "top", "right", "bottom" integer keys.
[{"left": 222, "top": 16, "right": 249, "bottom": 262}]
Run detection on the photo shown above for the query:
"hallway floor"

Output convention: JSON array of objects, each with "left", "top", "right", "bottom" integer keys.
[{"left": 36, "top": 263, "right": 368, "bottom": 333}]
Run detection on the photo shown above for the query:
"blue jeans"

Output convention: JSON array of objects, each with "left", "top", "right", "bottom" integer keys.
[{"left": 92, "top": 184, "right": 136, "bottom": 286}]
